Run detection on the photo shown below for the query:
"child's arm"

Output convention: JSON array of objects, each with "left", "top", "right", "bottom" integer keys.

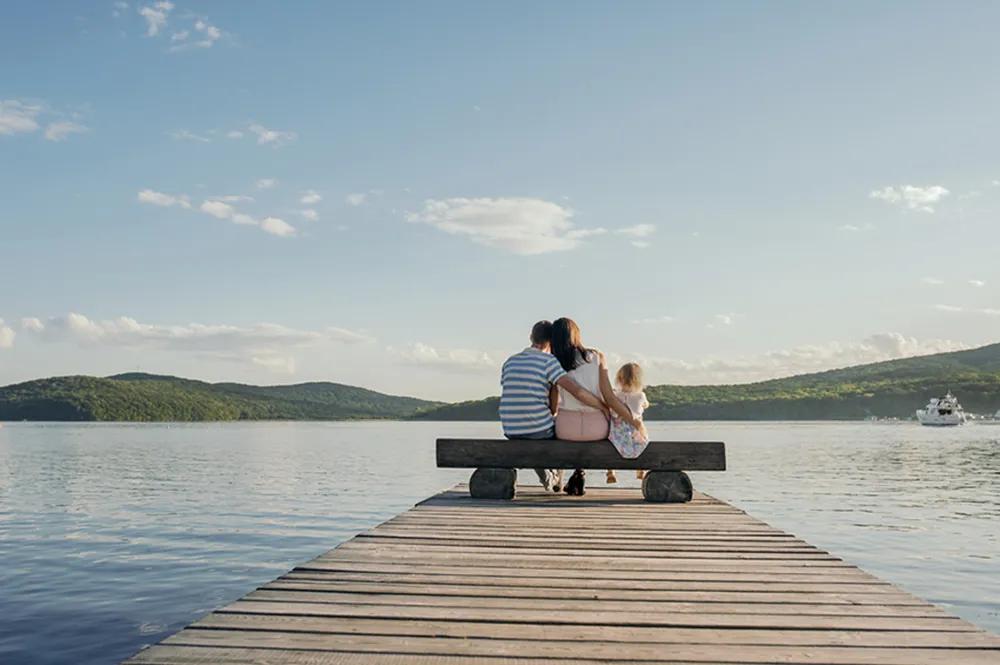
[
  {"left": 549, "top": 384, "right": 559, "bottom": 416},
  {"left": 599, "top": 366, "right": 641, "bottom": 428}
]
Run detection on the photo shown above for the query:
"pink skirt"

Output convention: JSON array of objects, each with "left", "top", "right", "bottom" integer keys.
[{"left": 555, "top": 409, "right": 610, "bottom": 441}]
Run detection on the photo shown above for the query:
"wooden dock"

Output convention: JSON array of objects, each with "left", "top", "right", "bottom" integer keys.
[{"left": 125, "top": 485, "right": 1000, "bottom": 664}]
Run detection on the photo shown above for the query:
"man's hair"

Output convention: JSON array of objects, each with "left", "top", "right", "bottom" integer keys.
[{"left": 530, "top": 320, "right": 553, "bottom": 345}]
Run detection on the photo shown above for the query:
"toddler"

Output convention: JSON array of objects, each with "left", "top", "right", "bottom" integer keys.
[{"left": 606, "top": 362, "right": 650, "bottom": 483}]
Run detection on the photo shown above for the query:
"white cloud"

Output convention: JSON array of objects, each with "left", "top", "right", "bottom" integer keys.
[
  {"left": 137, "top": 189, "right": 191, "bottom": 208},
  {"left": 346, "top": 192, "right": 367, "bottom": 206},
  {"left": 251, "top": 354, "right": 296, "bottom": 374},
  {"left": 255, "top": 178, "right": 276, "bottom": 189},
  {"left": 712, "top": 313, "right": 737, "bottom": 327},
  {"left": 260, "top": 217, "right": 296, "bottom": 237},
  {"left": 631, "top": 241, "right": 650, "bottom": 249},
  {"left": 327, "top": 327, "right": 375, "bottom": 344},
  {"left": 20, "top": 317, "right": 45, "bottom": 333},
  {"left": 389, "top": 342, "right": 497, "bottom": 373},
  {"left": 248, "top": 123, "right": 296, "bottom": 147},
  {"left": 138, "top": 1, "right": 173, "bottom": 37},
  {"left": 0, "top": 319, "right": 15, "bottom": 349},
  {"left": 0, "top": 100, "right": 41, "bottom": 135},
  {"left": 633, "top": 332, "right": 969, "bottom": 385},
  {"left": 300, "top": 190, "right": 322, "bottom": 204},
  {"left": 839, "top": 223, "right": 874, "bottom": 232},
  {"left": 227, "top": 130, "right": 244, "bottom": 139},
  {"left": 212, "top": 195, "right": 254, "bottom": 203},
  {"left": 44, "top": 121, "right": 89, "bottom": 142},
  {"left": 934, "top": 304, "right": 1000, "bottom": 316},
  {"left": 112, "top": 1, "right": 129, "bottom": 18},
  {"left": 21, "top": 313, "right": 370, "bottom": 356},
  {"left": 870, "top": 185, "right": 950, "bottom": 213},
  {"left": 169, "top": 128, "right": 211, "bottom": 143},
  {"left": 169, "top": 17, "right": 222, "bottom": 51},
  {"left": 631, "top": 315, "right": 674, "bottom": 325},
  {"left": 969, "top": 279, "right": 986, "bottom": 288},
  {"left": 921, "top": 277, "right": 944, "bottom": 285},
  {"left": 616, "top": 223, "right": 656, "bottom": 238},
  {"left": 231, "top": 212, "right": 256, "bottom": 226},
  {"left": 199, "top": 199, "right": 234, "bottom": 219},
  {"left": 300, "top": 209, "right": 319, "bottom": 221},
  {"left": 406, "top": 197, "right": 605, "bottom": 255},
  {"left": 1, "top": 100, "right": 88, "bottom": 142}
]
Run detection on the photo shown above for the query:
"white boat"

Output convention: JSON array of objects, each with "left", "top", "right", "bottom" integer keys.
[{"left": 916, "top": 392, "right": 966, "bottom": 426}]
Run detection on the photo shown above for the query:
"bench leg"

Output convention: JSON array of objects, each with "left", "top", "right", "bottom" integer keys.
[
  {"left": 469, "top": 467, "right": 516, "bottom": 500},
  {"left": 642, "top": 471, "right": 692, "bottom": 503}
]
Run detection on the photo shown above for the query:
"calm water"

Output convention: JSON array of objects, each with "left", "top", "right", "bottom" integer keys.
[{"left": 0, "top": 421, "right": 998, "bottom": 664}]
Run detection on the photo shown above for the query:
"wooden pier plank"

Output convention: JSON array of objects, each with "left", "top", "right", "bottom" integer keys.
[{"left": 124, "top": 485, "right": 1000, "bottom": 664}]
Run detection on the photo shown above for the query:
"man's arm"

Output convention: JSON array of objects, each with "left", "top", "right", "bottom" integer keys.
[
  {"left": 556, "top": 376, "right": 610, "bottom": 416},
  {"left": 548, "top": 384, "right": 560, "bottom": 416}
]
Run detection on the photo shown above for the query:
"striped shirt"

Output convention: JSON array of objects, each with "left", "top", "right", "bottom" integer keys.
[{"left": 499, "top": 347, "right": 567, "bottom": 436}]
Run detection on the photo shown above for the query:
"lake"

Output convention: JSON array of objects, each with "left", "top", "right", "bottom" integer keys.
[{"left": 0, "top": 421, "right": 998, "bottom": 664}]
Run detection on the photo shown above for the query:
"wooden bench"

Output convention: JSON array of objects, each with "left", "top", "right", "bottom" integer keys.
[{"left": 436, "top": 439, "right": 726, "bottom": 503}]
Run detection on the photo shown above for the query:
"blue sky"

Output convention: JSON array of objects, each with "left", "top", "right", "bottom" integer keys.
[{"left": 2, "top": 1, "right": 999, "bottom": 400}]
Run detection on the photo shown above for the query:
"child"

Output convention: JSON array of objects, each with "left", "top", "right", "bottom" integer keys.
[{"left": 606, "top": 362, "right": 650, "bottom": 483}]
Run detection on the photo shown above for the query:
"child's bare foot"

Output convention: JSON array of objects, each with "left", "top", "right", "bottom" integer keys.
[{"left": 606, "top": 470, "right": 618, "bottom": 484}]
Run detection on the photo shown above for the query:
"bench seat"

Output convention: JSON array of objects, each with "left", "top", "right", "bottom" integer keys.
[{"left": 436, "top": 438, "right": 726, "bottom": 503}]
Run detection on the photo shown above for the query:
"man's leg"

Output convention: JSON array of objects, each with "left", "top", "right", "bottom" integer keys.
[{"left": 506, "top": 428, "right": 556, "bottom": 490}]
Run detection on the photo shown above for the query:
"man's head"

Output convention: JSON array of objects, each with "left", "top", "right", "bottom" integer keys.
[{"left": 530, "top": 320, "right": 553, "bottom": 351}]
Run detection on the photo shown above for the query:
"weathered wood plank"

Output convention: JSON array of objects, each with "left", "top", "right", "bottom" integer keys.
[
  {"left": 220, "top": 600, "right": 974, "bottom": 631},
  {"left": 194, "top": 614, "right": 1000, "bottom": 648},
  {"left": 160, "top": 630, "right": 1000, "bottom": 664},
  {"left": 263, "top": 580, "right": 927, "bottom": 605},
  {"left": 436, "top": 439, "right": 726, "bottom": 470},
  {"left": 244, "top": 589, "right": 950, "bottom": 617}
]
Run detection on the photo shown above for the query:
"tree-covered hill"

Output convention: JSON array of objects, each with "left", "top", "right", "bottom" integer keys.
[
  {"left": 5, "top": 343, "right": 1000, "bottom": 422},
  {"left": 414, "top": 342, "right": 1000, "bottom": 421},
  {"left": 0, "top": 373, "right": 441, "bottom": 422}
]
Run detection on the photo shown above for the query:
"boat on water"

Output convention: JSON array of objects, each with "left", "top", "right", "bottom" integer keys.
[{"left": 916, "top": 392, "right": 967, "bottom": 426}]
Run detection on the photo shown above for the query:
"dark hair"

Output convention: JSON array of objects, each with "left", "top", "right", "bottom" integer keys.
[
  {"left": 530, "top": 320, "right": 553, "bottom": 346},
  {"left": 551, "top": 317, "right": 593, "bottom": 372}
]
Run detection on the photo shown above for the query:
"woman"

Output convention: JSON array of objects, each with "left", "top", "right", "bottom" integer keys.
[{"left": 550, "top": 317, "right": 642, "bottom": 495}]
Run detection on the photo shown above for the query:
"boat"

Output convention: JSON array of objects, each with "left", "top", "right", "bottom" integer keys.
[{"left": 916, "top": 392, "right": 966, "bottom": 426}]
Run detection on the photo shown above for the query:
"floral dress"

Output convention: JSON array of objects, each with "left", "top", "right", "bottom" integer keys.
[{"left": 608, "top": 390, "right": 650, "bottom": 458}]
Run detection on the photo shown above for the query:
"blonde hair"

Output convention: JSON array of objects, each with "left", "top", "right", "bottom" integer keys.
[{"left": 615, "top": 363, "right": 644, "bottom": 393}]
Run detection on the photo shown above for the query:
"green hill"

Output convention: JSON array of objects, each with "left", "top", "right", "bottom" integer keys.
[
  {"left": 414, "top": 342, "right": 1000, "bottom": 421},
  {"left": 5, "top": 343, "right": 1000, "bottom": 422},
  {"left": 0, "top": 373, "right": 440, "bottom": 422}
]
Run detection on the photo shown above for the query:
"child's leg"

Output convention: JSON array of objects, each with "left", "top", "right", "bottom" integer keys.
[{"left": 606, "top": 470, "right": 617, "bottom": 483}]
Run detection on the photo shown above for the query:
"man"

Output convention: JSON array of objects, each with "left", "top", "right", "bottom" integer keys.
[{"left": 499, "top": 320, "right": 609, "bottom": 492}]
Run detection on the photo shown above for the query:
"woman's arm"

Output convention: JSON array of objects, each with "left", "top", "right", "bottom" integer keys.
[{"left": 599, "top": 366, "right": 642, "bottom": 428}]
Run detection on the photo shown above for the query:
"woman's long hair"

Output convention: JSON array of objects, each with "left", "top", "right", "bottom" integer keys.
[{"left": 551, "top": 317, "right": 593, "bottom": 372}]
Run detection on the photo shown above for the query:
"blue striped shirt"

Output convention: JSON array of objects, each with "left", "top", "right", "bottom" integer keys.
[{"left": 499, "top": 347, "right": 567, "bottom": 436}]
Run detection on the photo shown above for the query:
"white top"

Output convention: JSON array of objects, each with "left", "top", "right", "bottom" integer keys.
[
  {"left": 615, "top": 390, "right": 650, "bottom": 419},
  {"left": 557, "top": 349, "right": 603, "bottom": 412}
]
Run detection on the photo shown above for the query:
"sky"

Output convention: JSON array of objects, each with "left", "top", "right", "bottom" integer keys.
[{"left": 1, "top": 1, "right": 999, "bottom": 401}]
